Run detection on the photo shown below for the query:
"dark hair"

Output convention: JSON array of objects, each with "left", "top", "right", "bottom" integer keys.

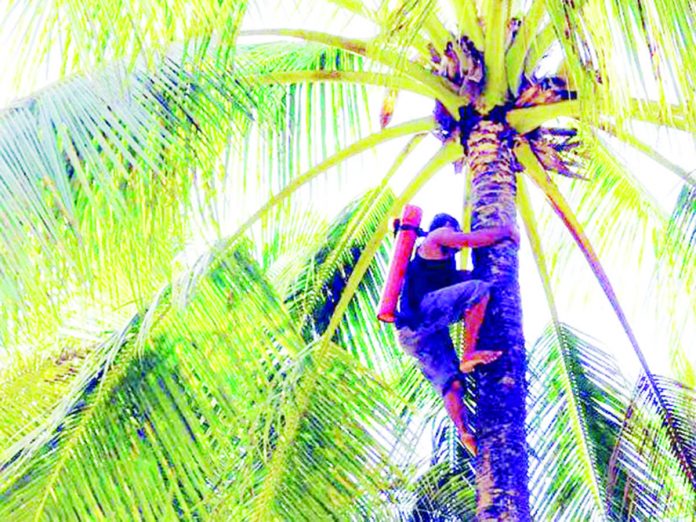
[{"left": 429, "top": 213, "right": 461, "bottom": 232}]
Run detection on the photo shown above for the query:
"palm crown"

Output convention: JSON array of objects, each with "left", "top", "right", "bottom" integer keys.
[{"left": 0, "top": 0, "right": 694, "bottom": 520}]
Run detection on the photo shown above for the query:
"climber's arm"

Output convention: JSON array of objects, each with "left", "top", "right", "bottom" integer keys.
[{"left": 430, "top": 223, "right": 519, "bottom": 249}]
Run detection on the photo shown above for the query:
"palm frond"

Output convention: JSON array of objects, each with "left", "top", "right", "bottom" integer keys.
[
  {"left": 449, "top": 0, "right": 484, "bottom": 50},
  {"left": 2, "top": 1, "right": 695, "bottom": 519},
  {"left": 332, "top": 134, "right": 427, "bottom": 378},
  {"left": 666, "top": 185, "right": 696, "bottom": 290},
  {"left": 507, "top": 100, "right": 580, "bottom": 134},
  {"left": 193, "top": 116, "right": 434, "bottom": 298},
  {"left": 528, "top": 323, "right": 628, "bottom": 520},
  {"left": 324, "top": 0, "right": 433, "bottom": 63},
  {"left": 543, "top": 129, "right": 695, "bottom": 384},
  {"left": 0, "top": 0, "right": 248, "bottom": 97},
  {"left": 604, "top": 127, "right": 696, "bottom": 190},
  {"left": 0, "top": 343, "right": 90, "bottom": 451},
  {"left": 243, "top": 28, "right": 462, "bottom": 112},
  {"left": 406, "top": 460, "right": 476, "bottom": 521},
  {"left": 397, "top": 382, "right": 478, "bottom": 521},
  {"left": 373, "top": 0, "right": 445, "bottom": 59},
  {"left": 235, "top": 141, "right": 462, "bottom": 518},
  {"left": 232, "top": 341, "right": 408, "bottom": 521},
  {"left": 505, "top": 0, "right": 547, "bottom": 94},
  {"left": 0, "top": 231, "right": 414, "bottom": 518},
  {"left": 480, "top": 0, "right": 510, "bottom": 109},
  {"left": 0, "top": 37, "right": 376, "bottom": 352},
  {"left": 565, "top": 128, "right": 665, "bottom": 267},
  {"left": 544, "top": 0, "right": 696, "bottom": 131},
  {"left": 0, "top": 313, "right": 144, "bottom": 519},
  {"left": 657, "top": 184, "right": 696, "bottom": 386},
  {"left": 292, "top": 188, "right": 396, "bottom": 351},
  {"left": 519, "top": 142, "right": 696, "bottom": 490},
  {"left": 608, "top": 375, "right": 696, "bottom": 519}
]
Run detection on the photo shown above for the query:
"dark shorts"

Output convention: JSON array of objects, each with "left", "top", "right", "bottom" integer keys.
[{"left": 397, "top": 279, "right": 491, "bottom": 396}]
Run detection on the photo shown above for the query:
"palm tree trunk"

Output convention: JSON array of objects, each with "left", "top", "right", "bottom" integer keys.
[{"left": 466, "top": 119, "right": 530, "bottom": 520}]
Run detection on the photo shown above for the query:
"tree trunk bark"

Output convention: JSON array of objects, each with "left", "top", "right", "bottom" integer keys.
[{"left": 466, "top": 120, "right": 530, "bottom": 520}]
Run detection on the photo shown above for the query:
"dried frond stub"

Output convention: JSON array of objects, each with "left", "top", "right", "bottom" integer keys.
[{"left": 379, "top": 88, "right": 398, "bottom": 129}]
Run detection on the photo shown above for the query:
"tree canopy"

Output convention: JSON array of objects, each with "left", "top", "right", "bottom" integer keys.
[{"left": 0, "top": 0, "right": 694, "bottom": 519}]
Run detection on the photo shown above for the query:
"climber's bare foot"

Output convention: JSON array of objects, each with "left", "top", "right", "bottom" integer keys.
[
  {"left": 461, "top": 433, "right": 477, "bottom": 456},
  {"left": 460, "top": 350, "right": 503, "bottom": 373}
]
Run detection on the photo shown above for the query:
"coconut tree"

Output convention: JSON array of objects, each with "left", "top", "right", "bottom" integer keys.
[{"left": 0, "top": 0, "right": 695, "bottom": 520}]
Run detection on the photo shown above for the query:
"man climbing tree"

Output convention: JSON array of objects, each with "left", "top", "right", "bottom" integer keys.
[{"left": 395, "top": 213, "right": 519, "bottom": 454}]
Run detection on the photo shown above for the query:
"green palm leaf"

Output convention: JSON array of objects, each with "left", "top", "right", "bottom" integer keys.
[
  {"left": 544, "top": 0, "right": 696, "bottom": 129},
  {"left": 528, "top": 323, "right": 627, "bottom": 520},
  {"left": 2, "top": 0, "right": 695, "bottom": 518},
  {"left": 407, "top": 461, "right": 476, "bottom": 521},
  {"left": 666, "top": 185, "right": 696, "bottom": 297},
  {"left": 528, "top": 323, "right": 696, "bottom": 520},
  {"left": 609, "top": 374, "right": 696, "bottom": 519},
  {"left": 0, "top": 36, "right": 372, "bottom": 349},
  {"left": 0, "top": 0, "right": 248, "bottom": 95},
  {"left": 0, "top": 231, "right": 416, "bottom": 519}
]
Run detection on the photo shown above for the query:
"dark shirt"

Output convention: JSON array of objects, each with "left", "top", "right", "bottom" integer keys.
[{"left": 396, "top": 252, "right": 470, "bottom": 328}]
